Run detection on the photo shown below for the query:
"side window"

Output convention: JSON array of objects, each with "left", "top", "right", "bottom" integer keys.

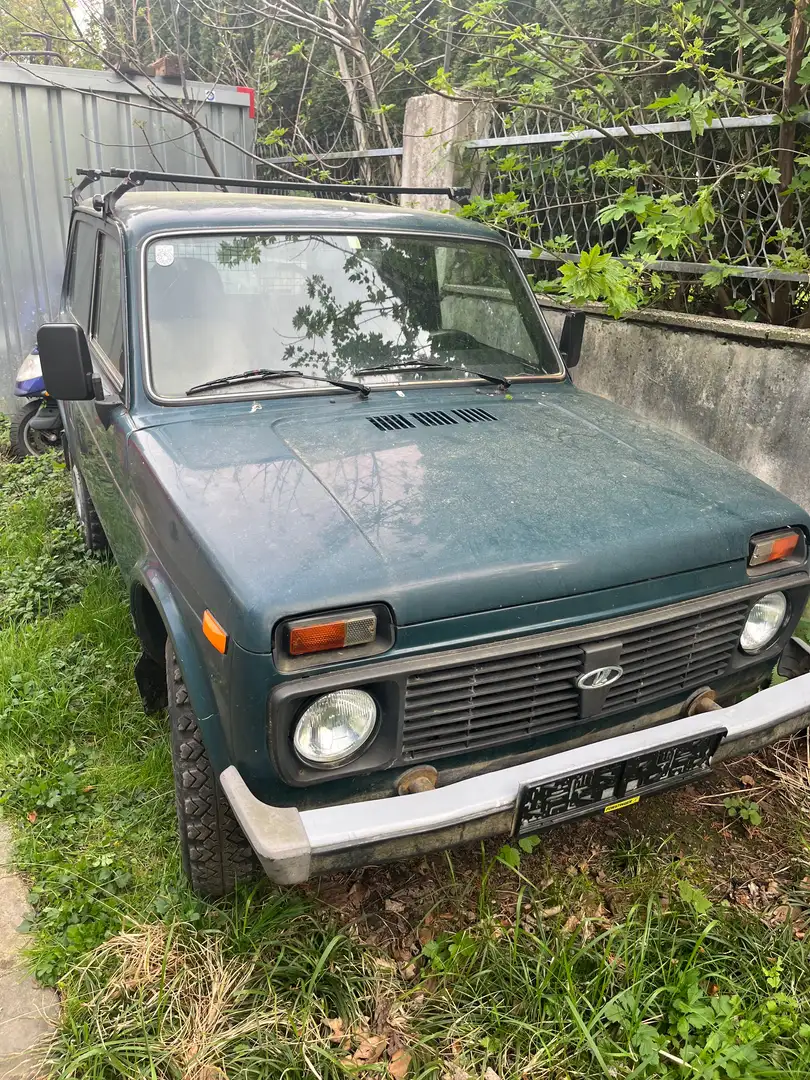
[
  {"left": 92, "top": 232, "right": 125, "bottom": 376},
  {"left": 66, "top": 220, "right": 96, "bottom": 331}
]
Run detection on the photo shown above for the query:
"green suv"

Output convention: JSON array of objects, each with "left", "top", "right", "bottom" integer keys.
[{"left": 36, "top": 168, "right": 810, "bottom": 897}]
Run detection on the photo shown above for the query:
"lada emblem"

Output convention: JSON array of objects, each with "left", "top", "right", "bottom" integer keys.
[{"left": 577, "top": 665, "right": 624, "bottom": 690}]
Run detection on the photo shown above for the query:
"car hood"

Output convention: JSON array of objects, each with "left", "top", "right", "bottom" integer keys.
[{"left": 131, "top": 384, "right": 809, "bottom": 649}]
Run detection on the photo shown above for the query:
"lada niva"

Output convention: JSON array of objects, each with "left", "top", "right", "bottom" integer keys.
[{"left": 37, "top": 168, "right": 810, "bottom": 896}]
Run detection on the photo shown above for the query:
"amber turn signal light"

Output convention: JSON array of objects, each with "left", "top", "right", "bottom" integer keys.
[
  {"left": 202, "top": 609, "right": 229, "bottom": 654},
  {"left": 288, "top": 612, "right": 378, "bottom": 656},
  {"left": 749, "top": 529, "right": 802, "bottom": 568}
]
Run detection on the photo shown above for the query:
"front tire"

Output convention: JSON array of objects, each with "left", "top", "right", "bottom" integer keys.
[{"left": 167, "top": 641, "right": 258, "bottom": 897}]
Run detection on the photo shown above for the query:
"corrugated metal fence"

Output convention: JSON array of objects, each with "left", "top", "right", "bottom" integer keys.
[{"left": 0, "top": 61, "right": 255, "bottom": 405}]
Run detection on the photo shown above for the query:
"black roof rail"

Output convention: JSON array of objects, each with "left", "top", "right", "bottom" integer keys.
[{"left": 71, "top": 167, "right": 471, "bottom": 216}]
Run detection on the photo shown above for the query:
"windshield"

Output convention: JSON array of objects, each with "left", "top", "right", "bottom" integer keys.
[{"left": 144, "top": 232, "right": 563, "bottom": 398}]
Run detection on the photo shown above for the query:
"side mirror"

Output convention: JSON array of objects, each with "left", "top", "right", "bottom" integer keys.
[
  {"left": 558, "top": 310, "right": 585, "bottom": 369},
  {"left": 37, "top": 323, "right": 94, "bottom": 400}
]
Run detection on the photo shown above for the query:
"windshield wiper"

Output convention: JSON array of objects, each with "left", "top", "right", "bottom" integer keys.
[
  {"left": 186, "top": 368, "right": 370, "bottom": 398},
  {"left": 354, "top": 360, "right": 511, "bottom": 392}
]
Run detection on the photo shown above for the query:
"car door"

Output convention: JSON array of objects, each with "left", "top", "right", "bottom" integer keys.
[{"left": 69, "top": 221, "right": 138, "bottom": 570}]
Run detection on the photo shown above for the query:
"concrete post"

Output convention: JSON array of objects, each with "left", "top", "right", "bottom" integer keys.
[{"left": 400, "top": 94, "right": 489, "bottom": 212}]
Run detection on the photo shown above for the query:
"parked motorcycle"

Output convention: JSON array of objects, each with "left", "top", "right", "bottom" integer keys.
[{"left": 11, "top": 346, "right": 63, "bottom": 459}]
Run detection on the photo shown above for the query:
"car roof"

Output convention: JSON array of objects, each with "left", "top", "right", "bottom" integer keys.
[{"left": 76, "top": 191, "right": 503, "bottom": 246}]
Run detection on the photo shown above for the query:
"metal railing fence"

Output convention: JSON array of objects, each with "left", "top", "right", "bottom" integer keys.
[{"left": 469, "top": 112, "right": 809, "bottom": 314}]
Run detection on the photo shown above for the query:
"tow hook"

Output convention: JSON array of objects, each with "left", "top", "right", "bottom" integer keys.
[
  {"left": 397, "top": 765, "right": 438, "bottom": 795},
  {"left": 684, "top": 686, "right": 723, "bottom": 716}
]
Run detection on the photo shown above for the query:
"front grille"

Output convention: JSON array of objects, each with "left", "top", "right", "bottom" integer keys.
[
  {"left": 603, "top": 601, "right": 749, "bottom": 714},
  {"left": 403, "top": 644, "right": 582, "bottom": 760},
  {"left": 401, "top": 596, "right": 751, "bottom": 762}
]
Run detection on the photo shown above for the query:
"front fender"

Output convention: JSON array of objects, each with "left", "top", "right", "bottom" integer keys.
[{"left": 133, "top": 561, "right": 232, "bottom": 774}]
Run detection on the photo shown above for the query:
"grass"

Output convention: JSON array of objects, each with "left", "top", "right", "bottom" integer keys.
[{"left": 2, "top": 431, "right": 810, "bottom": 1078}]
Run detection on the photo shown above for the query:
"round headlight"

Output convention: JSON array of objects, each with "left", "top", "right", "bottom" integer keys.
[
  {"left": 293, "top": 689, "right": 377, "bottom": 767},
  {"left": 740, "top": 592, "right": 787, "bottom": 654}
]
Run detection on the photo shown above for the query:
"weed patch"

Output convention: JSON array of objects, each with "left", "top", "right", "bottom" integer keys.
[{"left": 0, "top": 453, "right": 92, "bottom": 623}]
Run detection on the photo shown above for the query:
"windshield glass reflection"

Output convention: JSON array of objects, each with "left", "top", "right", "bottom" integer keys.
[{"left": 144, "top": 233, "right": 561, "bottom": 397}]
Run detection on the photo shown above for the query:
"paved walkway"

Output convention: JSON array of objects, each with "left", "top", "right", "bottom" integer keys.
[{"left": 0, "top": 825, "right": 59, "bottom": 1078}]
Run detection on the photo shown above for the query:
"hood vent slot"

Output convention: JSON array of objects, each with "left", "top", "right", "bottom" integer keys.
[
  {"left": 453, "top": 408, "right": 497, "bottom": 423},
  {"left": 367, "top": 407, "right": 498, "bottom": 432},
  {"left": 412, "top": 410, "right": 457, "bottom": 427},
  {"left": 367, "top": 413, "right": 416, "bottom": 432}
]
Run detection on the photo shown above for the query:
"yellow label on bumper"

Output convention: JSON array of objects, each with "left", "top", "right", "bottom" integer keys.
[{"left": 604, "top": 795, "right": 640, "bottom": 814}]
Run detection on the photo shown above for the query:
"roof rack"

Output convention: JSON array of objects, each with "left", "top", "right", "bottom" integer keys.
[{"left": 71, "top": 167, "right": 471, "bottom": 215}]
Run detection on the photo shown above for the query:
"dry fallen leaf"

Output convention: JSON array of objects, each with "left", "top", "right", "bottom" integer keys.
[
  {"left": 348, "top": 882, "right": 369, "bottom": 908},
  {"left": 562, "top": 914, "right": 580, "bottom": 934},
  {"left": 770, "top": 905, "right": 790, "bottom": 925},
  {"left": 373, "top": 956, "right": 397, "bottom": 971},
  {"left": 418, "top": 925, "right": 434, "bottom": 946},
  {"left": 26, "top": 811, "right": 37, "bottom": 824},
  {"left": 540, "top": 905, "right": 562, "bottom": 918},
  {"left": 353, "top": 1036, "right": 386, "bottom": 1064},
  {"left": 326, "top": 1017, "right": 345, "bottom": 1043},
  {"left": 389, "top": 1048, "right": 412, "bottom": 1079},
  {"left": 484, "top": 1069, "right": 502, "bottom": 1080}
]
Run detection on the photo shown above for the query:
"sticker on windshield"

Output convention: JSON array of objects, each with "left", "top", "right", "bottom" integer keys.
[{"left": 154, "top": 244, "right": 175, "bottom": 267}]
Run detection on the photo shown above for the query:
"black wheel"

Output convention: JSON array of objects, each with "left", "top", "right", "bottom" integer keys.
[
  {"left": 9, "top": 400, "right": 60, "bottom": 460},
  {"left": 70, "top": 463, "right": 109, "bottom": 554},
  {"left": 167, "top": 640, "right": 258, "bottom": 897}
]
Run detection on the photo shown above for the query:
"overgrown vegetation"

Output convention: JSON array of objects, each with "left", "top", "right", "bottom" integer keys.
[{"left": 3, "top": 432, "right": 810, "bottom": 1077}]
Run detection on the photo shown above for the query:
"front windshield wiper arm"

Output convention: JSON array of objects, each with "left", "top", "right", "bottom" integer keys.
[
  {"left": 354, "top": 360, "right": 511, "bottom": 392},
  {"left": 186, "top": 368, "right": 370, "bottom": 398}
]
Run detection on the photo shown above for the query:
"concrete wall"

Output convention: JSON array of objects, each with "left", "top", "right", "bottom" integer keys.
[{"left": 539, "top": 302, "right": 810, "bottom": 511}]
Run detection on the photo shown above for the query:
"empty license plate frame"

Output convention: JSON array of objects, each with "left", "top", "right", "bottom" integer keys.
[{"left": 514, "top": 728, "right": 726, "bottom": 836}]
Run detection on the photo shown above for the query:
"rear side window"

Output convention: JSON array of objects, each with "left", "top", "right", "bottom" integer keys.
[
  {"left": 66, "top": 220, "right": 96, "bottom": 330},
  {"left": 93, "top": 233, "right": 125, "bottom": 375}
]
